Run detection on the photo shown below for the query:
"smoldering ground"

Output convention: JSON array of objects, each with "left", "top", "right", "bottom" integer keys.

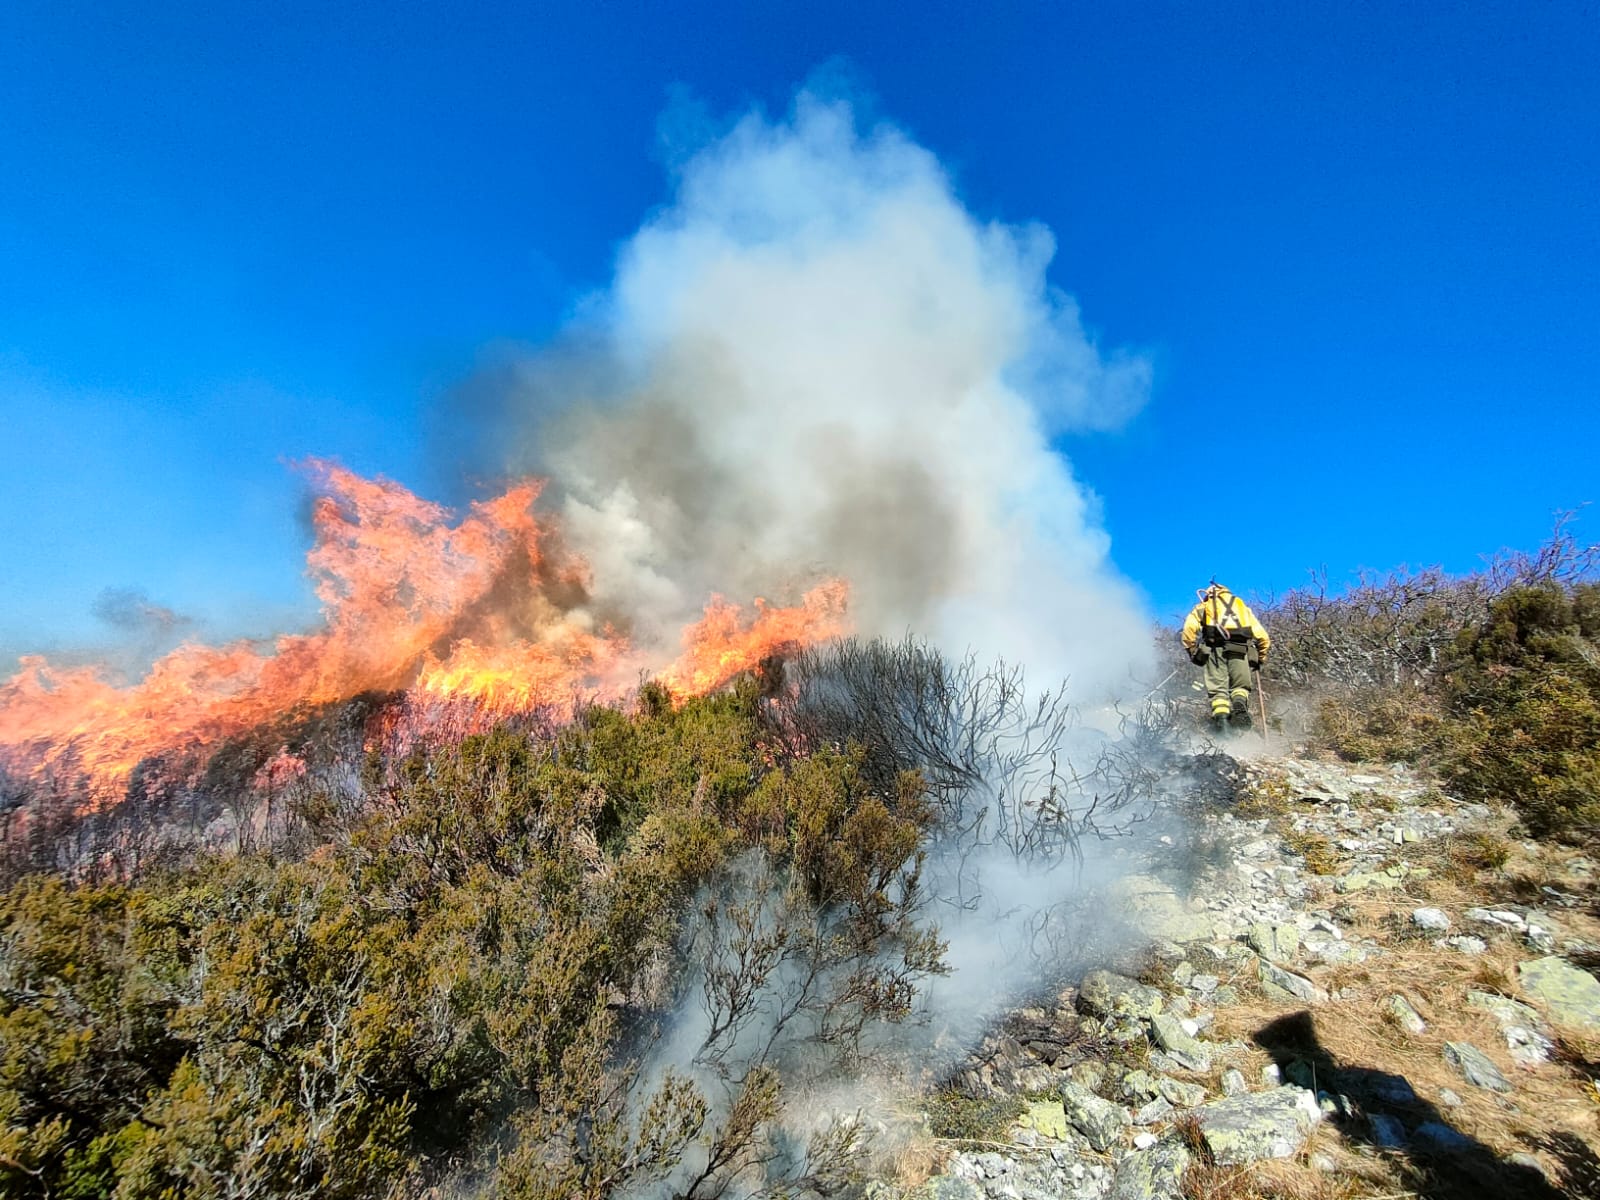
[{"left": 603, "top": 651, "right": 1192, "bottom": 1200}]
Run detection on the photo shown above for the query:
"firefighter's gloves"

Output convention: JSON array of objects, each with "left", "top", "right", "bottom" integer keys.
[{"left": 1188, "top": 646, "right": 1209, "bottom": 666}]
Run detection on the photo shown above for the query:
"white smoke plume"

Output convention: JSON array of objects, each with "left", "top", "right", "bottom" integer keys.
[
  {"left": 427, "top": 87, "right": 1184, "bottom": 1198},
  {"left": 493, "top": 89, "right": 1155, "bottom": 698}
]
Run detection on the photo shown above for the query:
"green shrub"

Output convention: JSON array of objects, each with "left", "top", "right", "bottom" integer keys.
[{"left": 1442, "top": 585, "right": 1600, "bottom": 840}]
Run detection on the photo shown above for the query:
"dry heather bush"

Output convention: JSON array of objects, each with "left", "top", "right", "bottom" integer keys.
[{"left": 1314, "top": 687, "right": 1446, "bottom": 764}]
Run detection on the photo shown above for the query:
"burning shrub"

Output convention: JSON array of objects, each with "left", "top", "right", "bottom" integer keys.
[{"left": 0, "top": 670, "right": 967, "bottom": 1199}]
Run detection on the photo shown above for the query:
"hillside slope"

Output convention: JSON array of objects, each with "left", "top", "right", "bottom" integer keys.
[{"left": 906, "top": 750, "right": 1600, "bottom": 1200}]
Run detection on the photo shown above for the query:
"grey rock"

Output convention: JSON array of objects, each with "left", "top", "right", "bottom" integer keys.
[
  {"left": 1369, "top": 1112, "right": 1407, "bottom": 1147},
  {"left": 1119, "top": 1070, "right": 1162, "bottom": 1104},
  {"left": 1248, "top": 922, "right": 1301, "bottom": 963},
  {"left": 1150, "top": 1013, "right": 1213, "bottom": 1072},
  {"left": 1258, "top": 960, "right": 1328, "bottom": 1003},
  {"left": 1066, "top": 1062, "right": 1106, "bottom": 1093},
  {"left": 1438, "top": 1088, "right": 1463, "bottom": 1108},
  {"left": 1108, "top": 1141, "right": 1190, "bottom": 1200},
  {"left": 1306, "top": 939, "right": 1368, "bottom": 966},
  {"left": 1443, "top": 1041, "right": 1512, "bottom": 1093},
  {"left": 1508, "top": 1152, "right": 1549, "bottom": 1179},
  {"left": 1059, "top": 1081, "right": 1130, "bottom": 1152},
  {"left": 1191, "top": 973, "right": 1221, "bottom": 994},
  {"left": 1158, "top": 1077, "right": 1208, "bottom": 1107},
  {"left": 1117, "top": 875, "right": 1217, "bottom": 944},
  {"left": 1195, "top": 1086, "right": 1322, "bottom": 1165},
  {"left": 1518, "top": 956, "right": 1600, "bottom": 1031},
  {"left": 1077, "top": 970, "right": 1165, "bottom": 1020},
  {"left": 1222, "top": 1068, "right": 1248, "bottom": 1096},
  {"left": 1365, "top": 1074, "right": 1419, "bottom": 1106},
  {"left": 1465, "top": 992, "right": 1555, "bottom": 1068},
  {"left": 1213, "top": 985, "right": 1242, "bottom": 1006},
  {"left": 1171, "top": 960, "right": 1194, "bottom": 986},
  {"left": 1134, "top": 1096, "right": 1175, "bottom": 1125},
  {"left": 1415, "top": 1121, "right": 1473, "bottom": 1151},
  {"left": 1384, "top": 994, "right": 1427, "bottom": 1034},
  {"left": 1132, "top": 1130, "right": 1158, "bottom": 1151},
  {"left": 1335, "top": 870, "right": 1403, "bottom": 893},
  {"left": 1446, "top": 935, "right": 1488, "bottom": 955},
  {"left": 1467, "top": 907, "right": 1526, "bottom": 931},
  {"left": 1411, "top": 907, "right": 1451, "bottom": 931},
  {"left": 910, "top": 1178, "right": 985, "bottom": 1200}
]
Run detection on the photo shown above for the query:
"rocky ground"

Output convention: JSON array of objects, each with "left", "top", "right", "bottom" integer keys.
[{"left": 891, "top": 751, "right": 1600, "bottom": 1200}]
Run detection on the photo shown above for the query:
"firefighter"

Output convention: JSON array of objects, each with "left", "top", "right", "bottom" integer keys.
[{"left": 1181, "top": 581, "right": 1270, "bottom": 734}]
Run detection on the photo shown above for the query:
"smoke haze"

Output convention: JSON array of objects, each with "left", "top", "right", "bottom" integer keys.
[{"left": 471, "top": 90, "right": 1155, "bottom": 697}]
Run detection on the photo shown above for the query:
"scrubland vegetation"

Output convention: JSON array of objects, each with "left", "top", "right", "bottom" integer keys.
[
  {"left": 4, "top": 520, "right": 1599, "bottom": 1200},
  {"left": 1, "top": 639, "right": 1167, "bottom": 1200},
  {"left": 1255, "top": 514, "right": 1600, "bottom": 842}
]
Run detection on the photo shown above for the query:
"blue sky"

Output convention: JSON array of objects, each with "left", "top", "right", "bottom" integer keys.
[{"left": 2, "top": 0, "right": 1596, "bottom": 661}]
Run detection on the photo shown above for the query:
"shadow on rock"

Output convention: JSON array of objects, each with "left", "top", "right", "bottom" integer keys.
[{"left": 1252, "top": 1012, "right": 1564, "bottom": 1200}]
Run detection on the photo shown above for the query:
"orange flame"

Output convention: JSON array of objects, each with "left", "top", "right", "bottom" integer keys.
[
  {"left": 0, "top": 460, "right": 849, "bottom": 802},
  {"left": 657, "top": 580, "right": 851, "bottom": 694}
]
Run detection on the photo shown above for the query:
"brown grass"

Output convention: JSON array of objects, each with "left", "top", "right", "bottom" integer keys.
[{"left": 1196, "top": 929, "right": 1600, "bottom": 1199}]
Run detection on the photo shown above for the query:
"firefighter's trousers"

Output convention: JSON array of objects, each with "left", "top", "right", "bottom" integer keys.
[{"left": 1203, "top": 649, "right": 1253, "bottom": 718}]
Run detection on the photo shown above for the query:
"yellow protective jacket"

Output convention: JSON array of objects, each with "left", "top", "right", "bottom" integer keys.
[{"left": 1181, "top": 586, "right": 1271, "bottom": 662}]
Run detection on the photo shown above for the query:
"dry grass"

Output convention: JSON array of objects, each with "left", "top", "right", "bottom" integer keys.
[
  {"left": 1283, "top": 828, "right": 1343, "bottom": 876},
  {"left": 1197, "top": 928, "right": 1600, "bottom": 1199},
  {"left": 888, "top": 1136, "right": 948, "bottom": 1189},
  {"left": 1183, "top": 1147, "right": 1390, "bottom": 1200}
]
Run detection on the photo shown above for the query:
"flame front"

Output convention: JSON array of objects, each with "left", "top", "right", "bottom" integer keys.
[{"left": 0, "top": 460, "right": 849, "bottom": 802}]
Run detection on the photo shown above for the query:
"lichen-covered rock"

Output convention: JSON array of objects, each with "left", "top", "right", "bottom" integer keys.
[
  {"left": 1108, "top": 1141, "right": 1191, "bottom": 1199},
  {"left": 1077, "top": 970, "right": 1164, "bottom": 1020},
  {"left": 1016, "top": 1098, "right": 1074, "bottom": 1141},
  {"left": 1518, "top": 956, "right": 1600, "bottom": 1031},
  {"left": 1195, "top": 1086, "right": 1322, "bottom": 1165},
  {"left": 1149, "top": 1013, "right": 1212, "bottom": 1072},
  {"left": 1383, "top": 994, "right": 1427, "bottom": 1034},
  {"left": 1258, "top": 960, "right": 1328, "bottom": 1003},
  {"left": 1443, "top": 1041, "right": 1512, "bottom": 1093},
  {"left": 1411, "top": 907, "right": 1451, "bottom": 931},
  {"left": 1116, "top": 875, "right": 1216, "bottom": 943},
  {"left": 1248, "top": 922, "right": 1301, "bottom": 963},
  {"left": 1334, "top": 870, "right": 1402, "bottom": 894},
  {"left": 1467, "top": 989, "right": 1553, "bottom": 1065},
  {"left": 1134, "top": 1096, "right": 1175, "bottom": 1125},
  {"left": 1060, "top": 1081, "right": 1131, "bottom": 1152},
  {"left": 907, "top": 1176, "right": 985, "bottom": 1200},
  {"left": 1158, "top": 1076, "right": 1208, "bottom": 1107},
  {"left": 1118, "top": 1069, "right": 1162, "bottom": 1103}
]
